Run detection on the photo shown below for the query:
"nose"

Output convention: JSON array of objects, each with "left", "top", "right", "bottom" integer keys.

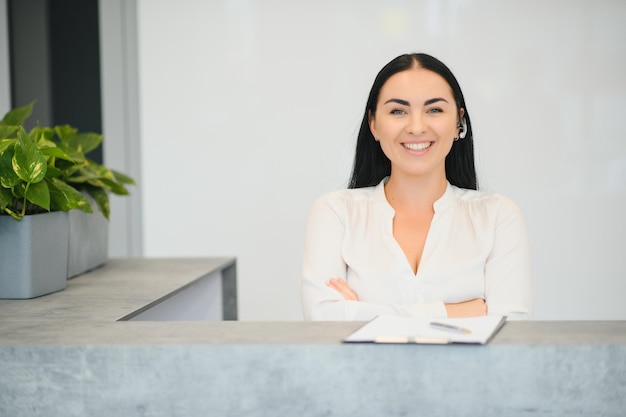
[{"left": 406, "top": 111, "right": 426, "bottom": 135}]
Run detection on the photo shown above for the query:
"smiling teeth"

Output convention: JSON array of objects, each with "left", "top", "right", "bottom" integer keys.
[{"left": 404, "top": 142, "right": 432, "bottom": 151}]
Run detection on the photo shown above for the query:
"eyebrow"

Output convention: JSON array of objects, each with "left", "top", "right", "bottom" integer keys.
[{"left": 383, "top": 97, "right": 449, "bottom": 106}]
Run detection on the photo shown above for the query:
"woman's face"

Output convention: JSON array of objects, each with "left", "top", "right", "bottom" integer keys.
[{"left": 369, "top": 67, "right": 463, "bottom": 180}]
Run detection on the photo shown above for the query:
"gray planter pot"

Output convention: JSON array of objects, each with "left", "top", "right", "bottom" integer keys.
[
  {"left": 0, "top": 211, "right": 69, "bottom": 299},
  {"left": 67, "top": 206, "right": 109, "bottom": 279}
]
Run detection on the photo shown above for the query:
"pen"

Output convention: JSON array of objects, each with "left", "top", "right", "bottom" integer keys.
[{"left": 429, "top": 322, "right": 472, "bottom": 335}]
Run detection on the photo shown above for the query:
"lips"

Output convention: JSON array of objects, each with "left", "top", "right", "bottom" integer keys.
[{"left": 402, "top": 142, "right": 432, "bottom": 151}]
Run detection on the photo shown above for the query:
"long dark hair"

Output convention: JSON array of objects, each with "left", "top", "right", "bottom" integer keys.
[{"left": 348, "top": 53, "right": 477, "bottom": 190}]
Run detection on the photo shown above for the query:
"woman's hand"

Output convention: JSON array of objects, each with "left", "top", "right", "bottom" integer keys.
[
  {"left": 445, "top": 298, "right": 487, "bottom": 318},
  {"left": 327, "top": 278, "right": 359, "bottom": 301},
  {"left": 326, "top": 280, "right": 485, "bottom": 317}
]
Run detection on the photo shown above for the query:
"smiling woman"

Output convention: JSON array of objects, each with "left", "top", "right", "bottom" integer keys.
[
  {"left": 301, "top": 53, "right": 532, "bottom": 321},
  {"left": 370, "top": 68, "right": 462, "bottom": 185}
]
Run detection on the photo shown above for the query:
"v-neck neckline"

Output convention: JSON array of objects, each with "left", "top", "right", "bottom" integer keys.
[{"left": 373, "top": 178, "right": 455, "bottom": 277}]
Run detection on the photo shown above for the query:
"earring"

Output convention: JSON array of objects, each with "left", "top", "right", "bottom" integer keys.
[{"left": 458, "top": 118, "right": 467, "bottom": 140}]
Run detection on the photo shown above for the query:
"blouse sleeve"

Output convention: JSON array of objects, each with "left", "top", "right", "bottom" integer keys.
[
  {"left": 301, "top": 195, "right": 447, "bottom": 321},
  {"left": 484, "top": 197, "right": 533, "bottom": 320}
]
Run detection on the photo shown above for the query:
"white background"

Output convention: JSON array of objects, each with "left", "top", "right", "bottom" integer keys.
[{"left": 135, "top": 0, "right": 626, "bottom": 320}]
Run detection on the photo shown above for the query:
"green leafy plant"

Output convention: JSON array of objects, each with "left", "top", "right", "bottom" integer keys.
[{"left": 0, "top": 102, "right": 135, "bottom": 220}]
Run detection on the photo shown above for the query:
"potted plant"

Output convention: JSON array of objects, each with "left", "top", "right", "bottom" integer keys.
[
  {"left": 0, "top": 102, "right": 135, "bottom": 298},
  {"left": 51, "top": 116, "right": 135, "bottom": 278}
]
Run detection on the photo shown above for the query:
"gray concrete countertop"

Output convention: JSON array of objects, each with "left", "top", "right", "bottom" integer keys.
[
  {"left": 1, "top": 319, "right": 626, "bottom": 346},
  {"left": 1, "top": 258, "right": 625, "bottom": 417},
  {"left": 0, "top": 257, "right": 235, "bottom": 322}
]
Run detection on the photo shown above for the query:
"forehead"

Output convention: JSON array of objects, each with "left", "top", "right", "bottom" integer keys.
[{"left": 379, "top": 67, "right": 454, "bottom": 101}]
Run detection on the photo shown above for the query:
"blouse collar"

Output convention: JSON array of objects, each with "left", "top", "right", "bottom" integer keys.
[{"left": 374, "top": 177, "right": 456, "bottom": 215}]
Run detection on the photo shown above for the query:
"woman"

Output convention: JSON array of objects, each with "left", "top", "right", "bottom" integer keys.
[{"left": 301, "top": 53, "right": 532, "bottom": 321}]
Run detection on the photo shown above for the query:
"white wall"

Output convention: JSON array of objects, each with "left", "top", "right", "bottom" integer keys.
[{"left": 135, "top": 0, "right": 626, "bottom": 320}]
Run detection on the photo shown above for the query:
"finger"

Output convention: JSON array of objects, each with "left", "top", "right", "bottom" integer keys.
[
  {"left": 328, "top": 278, "right": 351, "bottom": 294},
  {"left": 327, "top": 278, "right": 347, "bottom": 295},
  {"left": 327, "top": 278, "right": 358, "bottom": 301}
]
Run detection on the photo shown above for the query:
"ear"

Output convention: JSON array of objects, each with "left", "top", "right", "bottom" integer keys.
[
  {"left": 457, "top": 108, "right": 466, "bottom": 131},
  {"left": 457, "top": 108, "right": 467, "bottom": 139},
  {"left": 368, "top": 110, "right": 378, "bottom": 141},
  {"left": 458, "top": 108, "right": 465, "bottom": 125}
]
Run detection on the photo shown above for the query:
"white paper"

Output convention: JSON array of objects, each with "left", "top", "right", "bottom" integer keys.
[{"left": 344, "top": 314, "right": 506, "bottom": 344}]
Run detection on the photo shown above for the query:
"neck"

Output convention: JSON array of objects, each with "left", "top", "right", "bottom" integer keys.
[{"left": 384, "top": 171, "right": 448, "bottom": 211}]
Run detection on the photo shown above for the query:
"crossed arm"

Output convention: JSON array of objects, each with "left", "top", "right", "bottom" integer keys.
[{"left": 327, "top": 278, "right": 487, "bottom": 318}]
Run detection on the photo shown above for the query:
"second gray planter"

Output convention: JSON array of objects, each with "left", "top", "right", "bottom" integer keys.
[{"left": 67, "top": 206, "right": 109, "bottom": 279}]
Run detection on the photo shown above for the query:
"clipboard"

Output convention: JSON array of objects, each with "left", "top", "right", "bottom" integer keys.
[{"left": 343, "top": 314, "right": 507, "bottom": 344}]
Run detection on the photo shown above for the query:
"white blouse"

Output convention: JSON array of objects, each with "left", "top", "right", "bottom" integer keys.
[{"left": 301, "top": 179, "right": 532, "bottom": 321}]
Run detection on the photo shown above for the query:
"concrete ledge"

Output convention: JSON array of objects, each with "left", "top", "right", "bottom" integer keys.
[
  {"left": 1, "top": 337, "right": 624, "bottom": 417},
  {"left": 1, "top": 258, "right": 624, "bottom": 417},
  {"left": 0, "top": 257, "right": 237, "bottom": 321}
]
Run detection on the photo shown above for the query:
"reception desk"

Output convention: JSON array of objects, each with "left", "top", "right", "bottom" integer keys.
[{"left": 1, "top": 258, "right": 624, "bottom": 417}]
